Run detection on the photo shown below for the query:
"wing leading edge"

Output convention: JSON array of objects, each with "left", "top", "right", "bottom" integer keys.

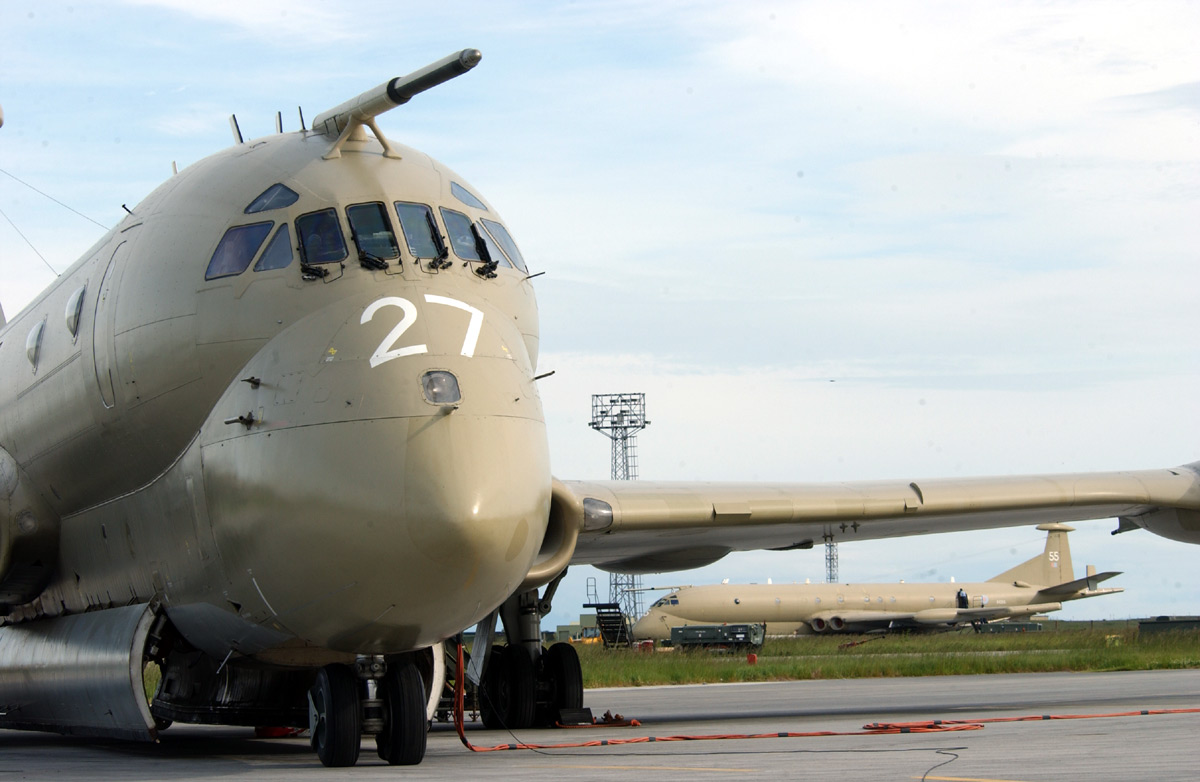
[{"left": 563, "top": 463, "right": 1200, "bottom": 574}]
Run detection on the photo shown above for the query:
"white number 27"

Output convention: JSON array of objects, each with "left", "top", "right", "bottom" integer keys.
[{"left": 360, "top": 295, "right": 483, "bottom": 368}]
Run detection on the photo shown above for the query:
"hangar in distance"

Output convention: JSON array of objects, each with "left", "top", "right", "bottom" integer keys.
[
  {"left": 633, "top": 524, "right": 1121, "bottom": 640},
  {"left": 0, "top": 49, "right": 1198, "bottom": 769}
]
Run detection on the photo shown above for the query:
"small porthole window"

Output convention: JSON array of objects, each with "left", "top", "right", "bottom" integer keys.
[
  {"left": 65, "top": 285, "right": 86, "bottom": 338},
  {"left": 26, "top": 319, "right": 46, "bottom": 370},
  {"left": 733, "top": 598, "right": 740, "bottom": 605},
  {"left": 420, "top": 370, "right": 461, "bottom": 405}
]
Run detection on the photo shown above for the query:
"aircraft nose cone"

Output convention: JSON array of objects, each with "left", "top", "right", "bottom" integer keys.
[
  {"left": 204, "top": 411, "right": 550, "bottom": 653},
  {"left": 199, "top": 288, "right": 551, "bottom": 653}
]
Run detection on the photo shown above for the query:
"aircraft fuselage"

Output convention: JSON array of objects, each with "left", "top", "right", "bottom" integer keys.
[{"left": 0, "top": 127, "right": 551, "bottom": 660}]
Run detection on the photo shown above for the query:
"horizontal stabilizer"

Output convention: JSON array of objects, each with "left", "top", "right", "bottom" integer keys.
[{"left": 1038, "top": 571, "right": 1122, "bottom": 596}]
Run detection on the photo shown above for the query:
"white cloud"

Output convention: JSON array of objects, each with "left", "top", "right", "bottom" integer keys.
[
  {"left": 3, "top": 0, "right": 1197, "bottom": 628},
  {"left": 117, "top": 0, "right": 360, "bottom": 44}
]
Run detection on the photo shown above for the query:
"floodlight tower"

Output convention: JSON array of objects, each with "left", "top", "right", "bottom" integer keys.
[
  {"left": 825, "top": 533, "right": 839, "bottom": 584},
  {"left": 590, "top": 393, "right": 649, "bottom": 620}
]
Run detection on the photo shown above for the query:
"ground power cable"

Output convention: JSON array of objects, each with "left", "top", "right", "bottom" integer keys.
[{"left": 452, "top": 642, "right": 1200, "bottom": 755}]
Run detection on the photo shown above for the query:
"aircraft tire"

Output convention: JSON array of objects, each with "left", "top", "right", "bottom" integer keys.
[
  {"left": 309, "top": 664, "right": 362, "bottom": 768},
  {"left": 542, "top": 642, "right": 583, "bottom": 725},
  {"left": 375, "top": 662, "right": 427, "bottom": 765},
  {"left": 480, "top": 644, "right": 535, "bottom": 730}
]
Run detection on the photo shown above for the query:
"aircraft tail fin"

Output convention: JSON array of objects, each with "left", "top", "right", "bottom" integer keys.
[{"left": 987, "top": 523, "right": 1074, "bottom": 587}]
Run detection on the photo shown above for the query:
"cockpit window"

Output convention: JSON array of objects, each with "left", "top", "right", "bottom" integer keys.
[
  {"left": 205, "top": 222, "right": 273, "bottom": 279},
  {"left": 450, "top": 182, "right": 488, "bottom": 211},
  {"left": 651, "top": 595, "right": 680, "bottom": 608},
  {"left": 253, "top": 224, "right": 293, "bottom": 271},
  {"left": 346, "top": 203, "right": 400, "bottom": 262},
  {"left": 480, "top": 219, "right": 528, "bottom": 273},
  {"left": 394, "top": 202, "right": 444, "bottom": 259},
  {"left": 439, "top": 207, "right": 482, "bottom": 262},
  {"left": 244, "top": 183, "right": 299, "bottom": 214},
  {"left": 477, "top": 225, "right": 511, "bottom": 268},
  {"left": 296, "top": 209, "right": 348, "bottom": 264}
]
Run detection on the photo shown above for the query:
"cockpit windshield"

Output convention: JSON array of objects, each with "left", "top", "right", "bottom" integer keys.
[
  {"left": 480, "top": 219, "right": 528, "bottom": 273},
  {"left": 394, "top": 202, "right": 444, "bottom": 259},
  {"left": 346, "top": 203, "right": 400, "bottom": 261},
  {"left": 439, "top": 207, "right": 481, "bottom": 262},
  {"left": 476, "top": 224, "right": 511, "bottom": 268},
  {"left": 296, "top": 209, "right": 348, "bottom": 264},
  {"left": 244, "top": 183, "right": 299, "bottom": 214},
  {"left": 205, "top": 222, "right": 273, "bottom": 279},
  {"left": 450, "top": 182, "right": 488, "bottom": 211}
]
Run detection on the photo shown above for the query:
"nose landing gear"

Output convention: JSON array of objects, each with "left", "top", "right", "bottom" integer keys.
[
  {"left": 307, "top": 654, "right": 429, "bottom": 768},
  {"left": 308, "top": 665, "right": 361, "bottom": 767}
]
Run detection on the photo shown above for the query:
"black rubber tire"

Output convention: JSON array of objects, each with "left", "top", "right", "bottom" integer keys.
[
  {"left": 479, "top": 646, "right": 506, "bottom": 729},
  {"left": 375, "top": 662, "right": 428, "bottom": 765},
  {"left": 480, "top": 644, "right": 536, "bottom": 730},
  {"left": 544, "top": 642, "right": 583, "bottom": 721},
  {"left": 309, "top": 664, "right": 361, "bottom": 768}
]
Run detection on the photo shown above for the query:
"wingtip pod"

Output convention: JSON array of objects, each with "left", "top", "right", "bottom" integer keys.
[{"left": 311, "top": 48, "right": 482, "bottom": 136}]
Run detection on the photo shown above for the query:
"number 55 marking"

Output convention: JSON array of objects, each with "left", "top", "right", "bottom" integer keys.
[{"left": 361, "top": 294, "right": 484, "bottom": 368}]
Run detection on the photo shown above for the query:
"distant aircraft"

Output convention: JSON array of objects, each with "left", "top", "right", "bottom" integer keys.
[
  {"left": 632, "top": 524, "right": 1121, "bottom": 640},
  {"left": 0, "top": 49, "right": 1198, "bottom": 768}
]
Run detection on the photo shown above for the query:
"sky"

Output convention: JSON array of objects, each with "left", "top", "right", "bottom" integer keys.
[{"left": 1, "top": 1, "right": 1198, "bottom": 631}]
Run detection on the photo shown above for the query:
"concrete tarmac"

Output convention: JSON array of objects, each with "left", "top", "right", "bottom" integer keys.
[{"left": 1, "top": 669, "right": 1196, "bottom": 780}]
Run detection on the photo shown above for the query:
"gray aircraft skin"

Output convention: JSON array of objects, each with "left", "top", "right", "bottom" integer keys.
[
  {"left": 0, "top": 50, "right": 1199, "bottom": 768},
  {"left": 633, "top": 524, "right": 1121, "bottom": 640}
]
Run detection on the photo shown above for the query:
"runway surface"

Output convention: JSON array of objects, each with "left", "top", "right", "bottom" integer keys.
[{"left": 1, "top": 669, "right": 1196, "bottom": 780}]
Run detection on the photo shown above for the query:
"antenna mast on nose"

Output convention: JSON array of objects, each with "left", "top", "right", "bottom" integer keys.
[{"left": 311, "top": 48, "right": 482, "bottom": 160}]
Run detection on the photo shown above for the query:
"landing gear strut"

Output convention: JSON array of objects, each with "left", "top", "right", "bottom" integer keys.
[{"left": 477, "top": 570, "right": 585, "bottom": 729}]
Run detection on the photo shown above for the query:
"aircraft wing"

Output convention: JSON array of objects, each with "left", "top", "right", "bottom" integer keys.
[
  {"left": 953, "top": 603, "right": 1063, "bottom": 622},
  {"left": 562, "top": 464, "right": 1200, "bottom": 573},
  {"left": 810, "top": 604, "right": 1064, "bottom": 632}
]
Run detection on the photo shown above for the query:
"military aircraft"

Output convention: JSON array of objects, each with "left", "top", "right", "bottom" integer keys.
[
  {"left": 0, "top": 49, "right": 1198, "bottom": 769},
  {"left": 632, "top": 523, "right": 1121, "bottom": 640}
]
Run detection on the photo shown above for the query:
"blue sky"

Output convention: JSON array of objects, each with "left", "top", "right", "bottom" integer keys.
[{"left": 2, "top": 1, "right": 1198, "bottom": 629}]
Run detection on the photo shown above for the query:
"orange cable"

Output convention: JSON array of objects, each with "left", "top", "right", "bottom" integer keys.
[{"left": 453, "top": 642, "right": 1199, "bottom": 753}]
